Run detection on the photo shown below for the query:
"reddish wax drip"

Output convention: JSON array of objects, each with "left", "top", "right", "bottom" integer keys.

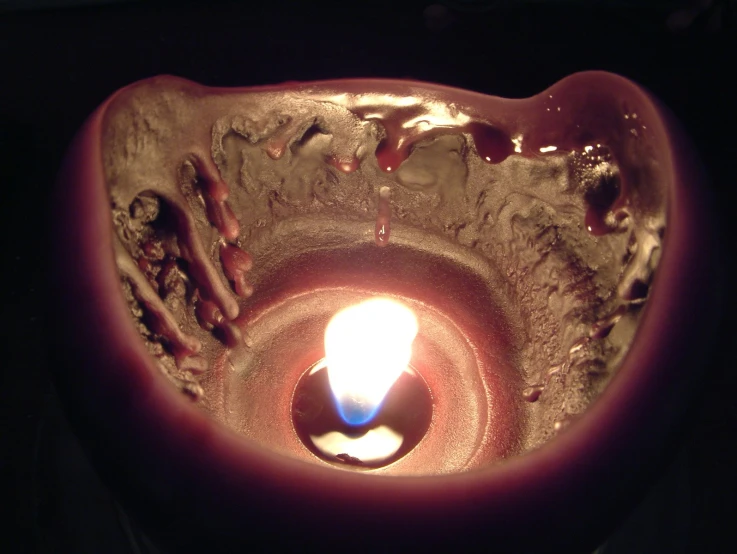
[
  {"left": 233, "top": 277, "right": 253, "bottom": 298},
  {"left": 587, "top": 205, "right": 631, "bottom": 237},
  {"left": 114, "top": 237, "right": 201, "bottom": 355},
  {"left": 167, "top": 196, "right": 239, "bottom": 320},
  {"left": 375, "top": 186, "right": 392, "bottom": 247},
  {"left": 216, "top": 321, "right": 243, "bottom": 348},
  {"left": 584, "top": 204, "right": 630, "bottom": 236},
  {"left": 351, "top": 105, "right": 424, "bottom": 173},
  {"left": 220, "top": 244, "right": 254, "bottom": 298},
  {"left": 195, "top": 296, "right": 243, "bottom": 347},
  {"left": 220, "top": 244, "right": 253, "bottom": 274},
  {"left": 193, "top": 155, "right": 241, "bottom": 241},
  {"left": 123, "top": 153, "right": 241, "bottom": 323},
  {"left": 523, "top": 385, "right": 543, "bottom": 403},
  {"left": 263, "top": 117, "right": 303, "bottom": 160},
  {"left": 583, "top": 170, "right": 621, "bottom": 236},
  {"left": 466, "top": 122, "right": 514, "bottom": 164},
  {"left": 196, "top": 298, "right": 224, "bottom": 329},
  {"left": 525, "top": 362, "right": 566, "bottom": 402},
  {"left": 264, "top": 138, "right": 288, "bottom": 160},
  {"left": 352, "top": 105, "right": 512, "bottom": 172},
  {"left": 204, "top": 196, "right": 240, "bottom": 242},
  {"left": 326, "top": 155, "right": 360, "bottom": 174},
  {"left": 373, "top": 117, "right": 445, "bottom": 172},
  {"left": 375, "top": 138, "right": 412, "bottom": 173},
  {"left": 584, "top": 207, "right": 614, "bottom": 236},
  {"left": 373, "top": 121, "right": 512, "bottom": 171}
]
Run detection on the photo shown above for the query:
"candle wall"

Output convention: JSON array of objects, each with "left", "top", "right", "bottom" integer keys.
[{"left": 51, "top": 73, "right": 720, "bottom": 552}]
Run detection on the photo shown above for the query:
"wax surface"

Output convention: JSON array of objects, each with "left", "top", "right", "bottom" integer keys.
[{"left": 103, "top": 76, "right": 665, "bottom": 463}]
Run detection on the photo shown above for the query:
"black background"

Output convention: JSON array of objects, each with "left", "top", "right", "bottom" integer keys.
[{"left": 1, "top": 1, "right": 735, "bottom": 552}]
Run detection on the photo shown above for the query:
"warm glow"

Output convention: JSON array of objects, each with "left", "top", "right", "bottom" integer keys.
[{"left": 325, "top": 297, "right": 418, "bottom": 425}]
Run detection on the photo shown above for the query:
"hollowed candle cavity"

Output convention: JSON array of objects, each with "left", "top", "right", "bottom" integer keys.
[{"left": 97, "top": 76, "right": 665, "bottom": 474}]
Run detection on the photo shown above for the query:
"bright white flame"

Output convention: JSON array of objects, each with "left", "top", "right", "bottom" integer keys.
[
  {"left": 325, "top": 297, "right": 418, "bottom": 425},
  {"left": 539, "top": 145, "right": 557, "bottom": 153}
]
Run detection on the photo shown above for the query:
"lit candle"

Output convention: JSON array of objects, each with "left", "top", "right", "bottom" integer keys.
[
  {"left": 292, "top": 297, "right": 431, "bottom": 468},
  {"left": 50, "top": 72, "right": 721, "bottom": 553}
]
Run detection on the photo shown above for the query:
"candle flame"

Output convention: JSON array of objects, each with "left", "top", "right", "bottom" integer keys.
[{"left": 325, "top": 297, "right": 418, "bottom": 425}]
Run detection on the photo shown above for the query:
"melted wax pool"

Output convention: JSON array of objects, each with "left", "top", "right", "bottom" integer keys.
[{"left": 292, "top": 360, "right": 433, "bottom": 469}]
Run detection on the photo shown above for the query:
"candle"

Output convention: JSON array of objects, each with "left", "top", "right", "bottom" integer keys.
[{"left": 50, "top": 72, "right": 720, "bottom": 552}]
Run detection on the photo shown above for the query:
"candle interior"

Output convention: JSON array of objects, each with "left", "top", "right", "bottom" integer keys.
[
  {"left": 103, "top": 77, "right": 667, "bottom": 474},
  {"left": 212, "top": 236, "right": 523, "bottom": 474}
]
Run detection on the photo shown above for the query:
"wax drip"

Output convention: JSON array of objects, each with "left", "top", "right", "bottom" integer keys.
[
  {"left": 375, "top": 186, "right": 392, "bottom": 247},
  {"left": 585, "top": 208, "right": 613, "bottom": 236},
  {"left": 195, "top": 294, "right": 244, "bottom": 348},
  {"left": 350, "top": 104, "right": 513, "bottom": 172},
  {"left": 569, "top": 144, "right": 625, "bottom": 237},
  {"left": 161, "top": 189, "right": 240, "bottom": 320},
  {"left": 190, "top": 152, "right": 241, "bottom": 241},
  {"left": 522, "top": 385, "right": 544, "bottom": 403},
  {"left": 584, "top": 197, "right": 627, "bottom": 237},
  {"left": 110, "top": 150, "right": 250, "bottom": 378},
  {"left": 216, "top": 321, "right": 243, "bottom": 348},
  {"left": 326, "top": 155, "right": 360, "bottom": 174},
  {"left": 524, "top": 363, "right": 564, "bottom": 403},
  {"left": 176, "top": 353, "right": 209, "bottom": 375},
  {"left": 220, "top": 244, "right": 254, "bottom": 298},
  {"left": 173, "top": 155, "right": 255, "bottom": 349},
  {"left": 195, "top": 296, "right": 224, "bottom": 329},
  {"left": 103, "top": 79, "right": 664, "bottom": 427},
  {"left": 263, "top": 117, "right": 305, "bottom": 160},
  {"left": 114, "top": 235, "right": 202, "bottom": 356},
  {"left": 465, "top": 122, "right": 514, "bottom": 164}
]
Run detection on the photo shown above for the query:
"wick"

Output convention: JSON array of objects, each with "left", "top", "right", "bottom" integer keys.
[{"left": 375, "top": 186, "right": 392, "bottom": 247}]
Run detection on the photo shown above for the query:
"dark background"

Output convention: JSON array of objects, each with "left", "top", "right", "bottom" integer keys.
[{"left": 1, "top": 1, "right": 735, "bottom": 552}]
